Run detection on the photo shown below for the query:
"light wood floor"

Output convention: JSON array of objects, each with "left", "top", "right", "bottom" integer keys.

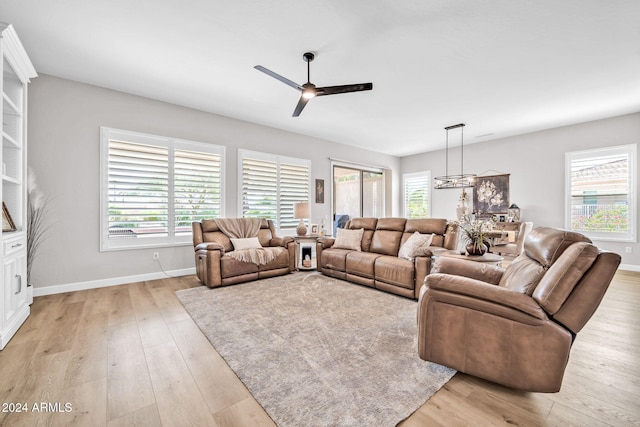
[{"left": 0, "top": 270, "right": 638, "bottom": 426}]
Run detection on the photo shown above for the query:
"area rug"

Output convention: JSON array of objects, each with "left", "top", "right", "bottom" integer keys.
[{"left": 176, "top": 272, "right": 456, "bottom": 426}]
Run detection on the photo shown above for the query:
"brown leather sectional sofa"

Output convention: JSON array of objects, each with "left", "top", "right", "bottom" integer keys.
[
  {"left": 316, "top": 217, "right": 458, "bottom": 299},
  {"left": 192, "top": 219, "right": 295, "bottom": 288}
]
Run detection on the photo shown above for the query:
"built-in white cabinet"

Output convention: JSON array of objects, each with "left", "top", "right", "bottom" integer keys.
[{"left": 0, "top": 23, "right": 37, "bottom": 350}]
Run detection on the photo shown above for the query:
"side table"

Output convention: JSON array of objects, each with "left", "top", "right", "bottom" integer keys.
[{"left": 294, "top": 235, "right": 319, "bottom": 270}]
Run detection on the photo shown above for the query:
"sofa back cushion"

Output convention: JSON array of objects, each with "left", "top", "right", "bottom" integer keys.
[
  {"left": 346, "top": 218, "right": 377, "bottom": 252},
  {"left": 404, "top": 218, "right": 449, "bottom": 248},
  {"left": 196, "top": 218, "right": 273, "bottom": 252},
  {"left": 368, "top": 218, "right": 405, "bottom": 256}
]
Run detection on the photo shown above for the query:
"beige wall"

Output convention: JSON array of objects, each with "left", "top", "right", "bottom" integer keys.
[
  {"left": 27, "top": 74, "right": 400, "bottom": 290},
  {"left": 401, "top": 112, "right": 640, "bottom": 269}
]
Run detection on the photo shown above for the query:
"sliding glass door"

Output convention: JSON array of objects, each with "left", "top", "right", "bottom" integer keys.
[{"left": 332, "top": 165, "right": 384, "bottom": 235}]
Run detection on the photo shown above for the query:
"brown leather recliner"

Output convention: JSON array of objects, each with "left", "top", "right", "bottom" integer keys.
[
  {"left": 417, "top": 227, "right": 621, "bottom": 392},
  {"left": 192, "top": 218, "right": 295, "bottom": 288}
]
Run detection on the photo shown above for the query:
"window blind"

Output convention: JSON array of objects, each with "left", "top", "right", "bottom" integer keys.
[
  {"left": 101, "top": 127, "right": 225, "bottom": 250},
  {"left": 566, "top": 144, "right": 636, "bottom": 241},
  {"left": 239, "top": 150, "right": 310, "bottom": 229},
  {"left": 403, "top": 171, "right": 430, "bottom": 218}
]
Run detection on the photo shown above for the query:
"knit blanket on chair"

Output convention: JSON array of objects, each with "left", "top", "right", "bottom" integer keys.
[{"left": 214, "top": 218, "right": 283, "bottom": 265}]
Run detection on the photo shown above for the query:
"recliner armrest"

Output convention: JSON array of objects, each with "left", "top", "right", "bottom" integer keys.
[
  {"left": 431, "top": 256, "right": 505, "bottom": 285},
  {"left": 318, "top": 237, "right": 335, "bottom": 249},
  {"left": 194, "top": 242, "right": 225, "bottom": 254},
  {"left": 423, "top": 273, "right": 547, "bottom": 321},
  {"left": 270, "top": 236, "right": 293, "bottom": 247}
]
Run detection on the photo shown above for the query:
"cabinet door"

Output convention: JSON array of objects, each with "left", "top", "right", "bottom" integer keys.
[{"left": 3, "top": 250, "right": 27, "bottom": 324}]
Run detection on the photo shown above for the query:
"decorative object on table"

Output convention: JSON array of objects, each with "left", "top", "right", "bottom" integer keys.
[
  {"left": 434, "top": 123, "right": 477, "bottom": 189},
  {"left": 2, "top": 202, "right": 16, "bottom": 232},
  {"left": 456, "top": 188, "right": 470, "bottom": 220},
  {"left": 459, "top": 218, "right": 492, "bottom": 255},
  {"left": 26, "top": 169, "right": 50, "bottom": 285},
  {"left": 293, "top": 201, "right": 310, "bottom": 236},
  {"left": 508, "top": 203, "right": 521, "bottom": 221},
  {"left": 310, "top": 224, "right": 318, "bottom": 235},
  {"left": 473, "top": 174, "right": 509, "bottom": 214},
  {"left": 315, "top": 179, "right": 324, "bottom": 203}
]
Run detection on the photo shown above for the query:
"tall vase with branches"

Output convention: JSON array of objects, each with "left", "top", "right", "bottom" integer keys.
[{"left": 27, "top": 168, "right": 49, "bottom": 286}]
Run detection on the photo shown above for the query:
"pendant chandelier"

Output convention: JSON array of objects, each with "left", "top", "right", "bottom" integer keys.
[{"left": 434, "top": 123, "right": 477, "bottom": 189}]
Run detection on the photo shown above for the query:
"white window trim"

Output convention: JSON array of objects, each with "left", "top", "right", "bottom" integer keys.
[
  {"left": 564, "top": 143, "right": 636, "bottom": 242},
  {"left": 237, "top": 149, "right": 311, "bottom": 231},
  {"left": 403, "top": 171, "right": 431, "bottom": 218},
  {"left": 100, "top": 127, "right": 225, "bottom": 251}
]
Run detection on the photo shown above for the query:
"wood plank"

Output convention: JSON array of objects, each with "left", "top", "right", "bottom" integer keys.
[
  {"left": 168, "top": 318, "right": 252, "bottom": 414},
  {"left": 144, "top": 341, "right": 218, "bottom": 426},
  {"left": 51, "top": 377, "right": 107, "bottom": 427},
  {"left": 106, "top": 404, "right": 162, "bottom": 427},
  {"left": 212, "top": 396, "right": 276, "bottom": 427},
  {"left": 106, "top": 322, "right": 155, "bottom": 421}
]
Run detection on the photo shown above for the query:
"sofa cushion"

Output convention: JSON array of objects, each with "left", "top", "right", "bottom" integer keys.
[
  {"left": 220, "top": 256, "right": 259, "bottom": 277},
  {"left": 333, "top": 228, "right": 364, "bottom": 251},
  {"left": 374, "top": 256, "right": 415, "bottom": 289},
  {"left": 376, "top": 217, "right": 406, "bottom": 231},
  {"left": 524, "top": 227, "right": 592, "bottom": 268},
  {"left": 258, "top": 247, "right": 290, "bottom": 271},
  {"left": 321, "top": 248, "right": 352, "bottom": 271},
  {"left": 398, "top": 232, "right": 434, "bottom": 260},
  {"left": 346, "top": 251, "right": 382, "bottom": 279},
  {"left": 230, "top": 237, "right": 262, "bottom": 250},
  {"left": 370, "top": 229, "right": 403, "bottom": 256}
]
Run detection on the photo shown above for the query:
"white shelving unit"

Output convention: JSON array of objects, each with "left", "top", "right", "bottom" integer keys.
[{"left": 0, "top": 22, "right": 37, "bottom": 350}]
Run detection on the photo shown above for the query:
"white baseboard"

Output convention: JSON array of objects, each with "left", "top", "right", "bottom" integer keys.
[
  {"left": 32, "top": 267, "right": 197, "bottom": 297},
  {"left": 619, "top": 264, "right": 640, "bottom": 273}
]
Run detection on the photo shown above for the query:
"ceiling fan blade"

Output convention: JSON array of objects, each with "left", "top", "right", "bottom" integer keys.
[
  {"left": 316, "top": 82, "right": 373, "bottom": 96},
  {"left": 254, "top": 65, "right": 303, "bottom": 91},
  {"left": 292, "top": 96, "right": 310, "bottom": 117}
]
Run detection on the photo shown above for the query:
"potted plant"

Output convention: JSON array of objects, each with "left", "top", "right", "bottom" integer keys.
[{"left": 459, "top": 219, "right": 491, "bottom": 255}]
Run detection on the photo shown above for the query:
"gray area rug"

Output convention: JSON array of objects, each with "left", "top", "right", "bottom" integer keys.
[{"left": 176, "top": 272, "right": 456, "bottom": 426}]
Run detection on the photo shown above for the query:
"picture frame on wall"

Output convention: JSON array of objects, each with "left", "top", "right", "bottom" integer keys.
[
  {"left": 315, "top": 179, "right": 324, "bottom": 204},
  {"left": 473, "top": 174, "right": 510, "bottom": 214},
  {"left": 2, "top": 202, "right": 16, "bottom": 232}
]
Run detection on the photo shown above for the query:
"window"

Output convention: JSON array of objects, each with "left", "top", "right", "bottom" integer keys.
[
  {"left": 565, "top": 144, "right": 636, "bottom": 242},
  {"left": 403, "top": 171, "right": 431, "bottom": 218},
  {"left": 100, "top": 127, "right": 224, "bottom": 250},
  {"left": 238, "top": 149, "right": 310, "bottom": 229}
]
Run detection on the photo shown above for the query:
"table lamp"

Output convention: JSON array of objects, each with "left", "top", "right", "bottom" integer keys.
[{"left": 293, "top": 202, "right": 310, "bottom": 236}]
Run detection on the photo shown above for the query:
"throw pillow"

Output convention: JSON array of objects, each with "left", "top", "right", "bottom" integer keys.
[
  {"left": 398, "top": 232, "right": 434, "bottom": 260},
  {"left": 333, "top": 228, "right": 364, "bottom": 251},
  {"left": 230, "top": 237, "right": 262, "bottom": 250}
]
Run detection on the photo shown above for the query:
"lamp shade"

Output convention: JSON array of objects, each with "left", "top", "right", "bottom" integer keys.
[{"left": 293, "top": 202, "right": 310, "bottom": 219}]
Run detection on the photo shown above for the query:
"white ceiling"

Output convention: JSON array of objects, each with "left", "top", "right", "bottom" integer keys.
[{"left": 2, "top": 0, "right": 639, "bottom": 157}]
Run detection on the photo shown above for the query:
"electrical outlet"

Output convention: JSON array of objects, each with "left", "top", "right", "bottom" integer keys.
[
  {"left": 153, "top": 252, "right": 160, "bottom": 260},
  {"left": 625, "top": 247, "right": 632, "bottom": 254}
]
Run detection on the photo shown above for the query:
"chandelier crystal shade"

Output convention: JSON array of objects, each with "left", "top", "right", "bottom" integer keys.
[{"left": 434, "top": 123, "right": 477, "bottom": 189}]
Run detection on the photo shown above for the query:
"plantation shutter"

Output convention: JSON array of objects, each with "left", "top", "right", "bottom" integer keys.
[
  {"left": 404, "top": 171, "right": 430, "bottom": 218},
  {"left": 174, "top": 146, "right": 223, "bottom": 235},
  {"left": 101, "top": 127, "right": 225, "bottom": 250},
  {"left": 280, "top": 163, "right": 310, "bottom": 228},
  {"left": 566, "top": 144, "right": 636, "bottom": 241},
  {"left": 108, "top": 140, "right": 169, "bottom": 237},
  {"left": 239, "top": 150, "right": 310, "bottom": 228},
  {"left": 241, "top": 158, "right": 278, "bottom": 222}
]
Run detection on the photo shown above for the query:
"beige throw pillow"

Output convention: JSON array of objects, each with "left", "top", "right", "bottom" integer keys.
[
  {"left": 230, "top": 237, "right": 262, "bottom": 250},
  {"left": 333, "top": 228, "right": 364, "bottom": 251},
  {"left": 398, "top": 232, "right": 434, "bottom": 260}
]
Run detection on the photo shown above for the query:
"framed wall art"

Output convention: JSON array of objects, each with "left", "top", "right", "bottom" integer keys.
[
  {"left": 315, "top": 179, "right": 324, "bottom": 204},
  {"left": 2, "top": 202, "right": 16, "bottom": 232},
  {"left": 473, "top": 174, "right": 510, "bottom": 214}
]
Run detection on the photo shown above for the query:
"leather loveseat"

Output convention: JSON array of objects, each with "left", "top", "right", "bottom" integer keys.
[
  {"left": 316, "top": 217, "right": 458, "bottom": 299},
  {"left": 192, "top": 218, "right": 295, "bottom": 288}
]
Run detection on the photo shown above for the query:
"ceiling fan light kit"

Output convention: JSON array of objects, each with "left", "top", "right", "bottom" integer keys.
[
  {"left": 254, "top": 52, "right": 373, "bottom": 117},
  {"left": 434, "top": 123, "right": 477, "bottom": 189}
]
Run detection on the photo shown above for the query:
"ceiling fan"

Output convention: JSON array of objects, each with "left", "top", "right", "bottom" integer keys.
[{"left": 254, "top": 52, "right": 373, "bottom": 117}]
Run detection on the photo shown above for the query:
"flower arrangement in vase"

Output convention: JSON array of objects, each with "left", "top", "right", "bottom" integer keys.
[{"left": 459, "top": 218, "right": 492, "bottom": 255}]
